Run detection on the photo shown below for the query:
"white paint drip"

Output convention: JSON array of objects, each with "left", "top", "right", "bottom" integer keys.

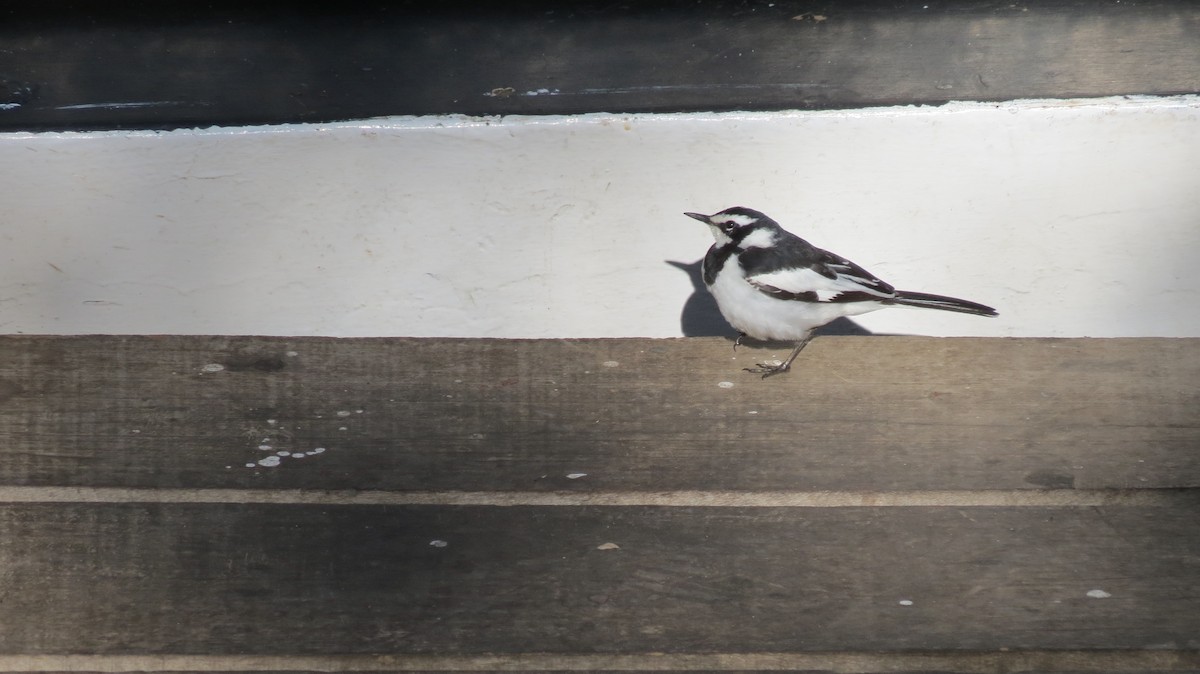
[
  {"left": 718, "top": 381, "right": 734, "bottom": 389},
  {"left": 55, "top": 101, "right": 189, "bottom": 110},
  {"left": 566, "top": 473, "right": 588, "bottom": 480},
  {"left": 200, "top": 363, "right": 225, "bottom": 373},
  {"left": 1087, "top": 589, "right": 1112, "bottom": 598},
  {"left": 241, "top": 409, "right": 333, "bottom": 469}
]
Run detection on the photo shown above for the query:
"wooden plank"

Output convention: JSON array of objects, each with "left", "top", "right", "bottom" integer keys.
[
  {"left": 5, "top": 652, "right": 1200, "bottom": 673},
  {"left": 0, "top": 336, "right": 1197, "bottom": 492},
  {"left": 2, "top": 2, "right": 1198, "bottom": 131},
  {"left": 1, "top": 502, "right": 1198, "bottom": 655}
]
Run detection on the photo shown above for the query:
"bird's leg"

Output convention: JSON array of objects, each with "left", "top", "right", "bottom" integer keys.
[
  {"left": 744, "top": 333, "right": 814, "bottom": 378},
  {"left": 733, "top": 332, "right": 747, "bottom": 351}
]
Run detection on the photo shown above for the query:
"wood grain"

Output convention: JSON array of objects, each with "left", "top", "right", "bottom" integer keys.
[
  {"left": 0, "top": 336, "right": 1195, "bottom": 492},
  {"left": 1, "top": 336, "right": 1197, "bottom": 669},
  {"left": 1, "top": 502, "right": 1198, "bottom": 655}
]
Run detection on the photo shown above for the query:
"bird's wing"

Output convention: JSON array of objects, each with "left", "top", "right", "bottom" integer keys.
[{"left": 746, "top": 250, "right": 896, "bottom": 303}]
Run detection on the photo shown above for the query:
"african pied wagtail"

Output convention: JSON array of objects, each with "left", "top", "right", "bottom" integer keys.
[{"left": 685, "top": 207, "right": 998, "bottom": 378}]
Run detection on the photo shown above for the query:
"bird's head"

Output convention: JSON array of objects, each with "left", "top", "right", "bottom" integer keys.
[{"left": 684, "top": 207, "right": 780, "bottom": 248}]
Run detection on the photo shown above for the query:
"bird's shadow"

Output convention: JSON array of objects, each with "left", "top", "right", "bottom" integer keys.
[{"left": 666, "top": 259, "right": 874, "bottom": 338}]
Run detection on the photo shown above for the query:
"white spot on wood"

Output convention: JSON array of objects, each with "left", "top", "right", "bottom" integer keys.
[
  {"left": 429, "top": 539, "right": 448, "bottom": 548},
  {"left": 310, "top": 447, "right": 326, "bottom": 454},
  {"left": 597, "top": 542, "right": 620, "bottom": 550},
  {"left": 276, "top": 451, "right": 290, "bottom": 456},
  {"left": 267, "top": 419, "right": 277, "bottom": 425},
  {"left": 257, "top": 456, "right": 281, "bottom": 467},
  {"left": 898, "top": 599, "right": 914, "bottom": 606},
  {"left": 566, "top": 473, "right": 588, "bottom": 480},
  {"left": 257, "top": 444, "right": 272, "bottom": 451},
  {"left": 1087, "top": 589, "right": 1112, "bottom": 598},
  {"left": 602, "top": 360, "right": 619, "bottom": 367},
  {"left": 285, "top": 351, "right": 299, "bottom": 357},
  {"left": 244, "top": 463, "right": 255, "bottom": 468},
  {"left": 718, "top": 381, "right": 734, "bottom": 389},
  {"left": 336, "top": 410, "right": 352, "bottom": 417},
  {"left": 338, "top": 426, "right": 348, "bottom": 431},
  {"left": 200, "top": 363, "right": 224, "bottom": 373},
  {"left": 290, "top": 453, "right": 306, "bottom": 458}
]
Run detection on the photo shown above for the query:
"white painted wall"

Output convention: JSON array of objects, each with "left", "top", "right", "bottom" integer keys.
[{"left": 2, "top": 96, "right": 1198, "bottom": 338}]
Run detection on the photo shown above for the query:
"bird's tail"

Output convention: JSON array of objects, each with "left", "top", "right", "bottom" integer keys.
[{"left": 889, "top": 291, "right": 998, "bottom": 317}]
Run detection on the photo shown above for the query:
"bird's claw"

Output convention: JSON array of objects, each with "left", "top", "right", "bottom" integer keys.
[{"left": 744, "top": 362, "right": 790, "bottom": 379}]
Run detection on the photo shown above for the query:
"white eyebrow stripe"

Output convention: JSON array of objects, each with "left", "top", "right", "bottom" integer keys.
[{"left": 716, "top": 213, "right": 757, "bottom": 226}]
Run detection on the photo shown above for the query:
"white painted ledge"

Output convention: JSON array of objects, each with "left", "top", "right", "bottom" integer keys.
[{"left": 3, "top": 96, "right": 1198, "bottom": 337}]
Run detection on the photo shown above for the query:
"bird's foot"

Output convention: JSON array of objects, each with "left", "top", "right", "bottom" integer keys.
[
  {"left": 743, "top": 334, "right": 812, "bottom": 379},
  {"left": 744, "top": 360, "right": 790, "bottom": 378}
]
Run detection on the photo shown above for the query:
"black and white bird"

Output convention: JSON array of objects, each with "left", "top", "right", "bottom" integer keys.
[{"left": 685, "top": 207, "right": 997, "bottom": 377}]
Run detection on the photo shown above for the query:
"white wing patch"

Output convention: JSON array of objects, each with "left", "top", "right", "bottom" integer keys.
[
  {"left": 747, "top": 265, "right": 895, "bottom": 302},
  {"left": 826, "top": 261, "right": 893, "bottom": 291}
]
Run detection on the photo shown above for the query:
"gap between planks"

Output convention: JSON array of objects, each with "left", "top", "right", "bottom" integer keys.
[
  {"left": 2, "top": 651, "right": 1199, "bottom": 673},
  {"left": 0, "top": 486, "right": 1193, "bottom": 507}
]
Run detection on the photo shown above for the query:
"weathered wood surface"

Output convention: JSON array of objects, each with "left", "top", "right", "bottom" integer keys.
[
  {"left": 0, "top": 335, "right": 1198, "bottom": 672},
  {"left": 1, "top": 502, "right": 1199, "bottom": 655},
  {"left": 0, "top": 336, "right": 1196, "bottom": 492},
  {"left": 2, "top": 1, "right": 1199, "bottom": 131}
]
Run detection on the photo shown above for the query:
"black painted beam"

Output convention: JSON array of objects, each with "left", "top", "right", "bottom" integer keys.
[{"left": 2, "top": 1, "right": 1199, "bottom": 131}]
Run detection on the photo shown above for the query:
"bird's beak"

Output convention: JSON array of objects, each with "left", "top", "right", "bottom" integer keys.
[{"left": 683, "top": 212, "right": 711, "bottom": 224}]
